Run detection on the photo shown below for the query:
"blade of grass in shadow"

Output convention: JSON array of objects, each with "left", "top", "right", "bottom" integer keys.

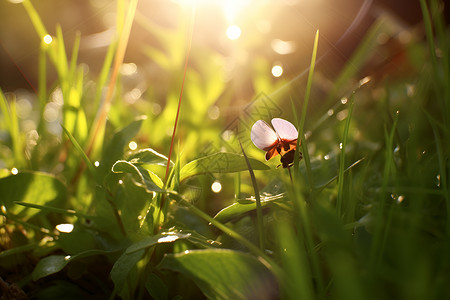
[
  {"left": 289, "top": 31, "right": 326, "bottom": 297},
  {"left": 294, "top": 30, "right": 319, "bottom": 187},
  {"left": 239, "top": 142, "right": 265, "bottom": 251},
  {"left": 369, "top": 111, "right": 399, "bottom": 270},
  {"left": 420, "top": 0, "right": 450, "bottom": 124},
  {"left": 276, "top": 220, "right": 314, "bottom": 300},
  {"left": 288, "top": 182, "right": 325, "bottom": 299},
  {"left": 425, "top": 110, "right": 450, "bottom": 236},
  {"left": 15, "top": 201, "right": 91, "bottom": 219},
  {"left": 336, "top": 95, "right": 355, "bottom": 217}
]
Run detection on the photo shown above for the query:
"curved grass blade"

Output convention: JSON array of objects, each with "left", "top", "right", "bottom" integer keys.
[{"left": 61, "top": 125, "right": 97, "bottom": 179}]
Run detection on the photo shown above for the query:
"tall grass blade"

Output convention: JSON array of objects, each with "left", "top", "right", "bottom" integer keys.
[
  {"left": 294, "top": 30, "right": 319, "bottom": 184},
  {"left": 85, "top": 0, "right": 139, "bottom": 157},
  {"left": 369, "top": 111, "right": 399, "bottom": 269},
  {"left": 276, "top": 220, "right": 314, "bottom": 300},
  {"left": 239, "top": 142, "right": 265, "bottom": 251},
  {"left": 0, "top": 92, "right": 25, "bottom": 168},
  {"left": 336, "top": 96, "right": 354, "bottom": 217}
]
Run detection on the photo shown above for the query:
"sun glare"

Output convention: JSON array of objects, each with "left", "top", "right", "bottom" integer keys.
[
  {"left": 173, "top": 0, "right": 251, "bottom": 24},
  {"left": 226, "top": 25, "right": 241, "bottom": 40}
]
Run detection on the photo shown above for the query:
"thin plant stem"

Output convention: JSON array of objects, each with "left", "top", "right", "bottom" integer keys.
[{"left": 164, "top": 6, "right": 196, "bottom": 183}]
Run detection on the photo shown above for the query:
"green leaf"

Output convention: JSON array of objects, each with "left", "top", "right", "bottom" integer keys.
[
  {"left": 0, "top": 172, "right": 66, "bottom": 218},
  {"left": 180, "top": 152, "right": 269, "bottom": 182},
  {"left": 32, "top": 249, "right": 113, "bottom": 281},
  {"left": 146, "top": 273, "right": 168, "bottom": 300},
  {"left": 126, "top": 231, "right": 191, "bottom": 254},
  {"left": 213, "top": 194, "right": 285, "bottom": 224},
  {"left": 112, "top": 160, "right": 164, "bottom": 192},
  {"left": 100, "top": 116, "right": 146, "bottom": 175},
  {"left": 110, "top": 249, "right": 145, "bottom": 295},
  {"left": 126, "top": 148, "right": 172, "bottom": 167},
  {"left": 158, "top": 249, "right": 277, "bottom": 300}
]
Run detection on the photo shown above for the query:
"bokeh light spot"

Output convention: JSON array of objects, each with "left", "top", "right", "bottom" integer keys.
[
  {"left": 271, "top": 65, "right": 283, "bottom": 77},
  {"left": 43, "top": 35, "right": 53, "bottom": 45},
  {"left": 56, "top": 224, "right": 74, "bottom": 233},
  {"left": 226, "top": 25, "right": 241, "bottom": 40},
  {"left": 211, "top": 180, "right": 222, "bottom": 193},
  {"left": 129, "top": 141, "right": 138, "bottom": 150}
]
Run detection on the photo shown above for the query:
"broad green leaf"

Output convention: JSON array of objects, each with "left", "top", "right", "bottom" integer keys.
[
  {"left": 112, "top": 160, "right": 164, "bottom": 192},
  {"left": 146, "top": 273, "right": 168, "bottom": 300},
  {"left": 100, "top": 116, "right": 146, "bottom": 175},
  {"left": 126, "top": 148, "right": 172, "bottom": 166},
  {"left": 108, "top": 172, "right": 158, "bottom": 236},
  {"left": 110, "top": 249, "right": 145, "bottom": 295},
  {"left": 158, "top": 249, "right": 277, "bottom": 300},
  {"left": 33, "top": 280, "right": 86, "bottom": 300},
  {"left": 213, "top": 194, "right": 285, "bottom": 224},
  {"left": 0, "top": 172, "right": 66, "bottom": 218},
  {"left": 126, "top": 231, "right": 191, "bottom": 254},
  {"left": 180, "top": 152, "right": 269, "bottom": 182},
  {"left": 32, "top": 249, "right": 113, "bottom": 281}
]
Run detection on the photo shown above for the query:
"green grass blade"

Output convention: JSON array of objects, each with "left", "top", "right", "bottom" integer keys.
[
  {"left": 61, "top": 125, "right": 97, "bottom": 179},
  {"left": 425, "top": 111, "right": 450, "bottom": 236},
  {"left": 21, "top": 0, "right": 48, "bottom": 41},
  {"left": 336, "top": 96, "right": 355, "bottom": 217},
  {"left": 14, "top": 201, "right": 91, "bottom": 218},
  {"left": 85, "top": 0, "right": 139, "bottom": 158},
  {"left": 369, "top": 111, "right": 399, "bottom": 269},
  {"left": 276, "top": 220, "right": 314, "bottom": 300},
  {"left": 0, "top": 92, "right": 25, "bottom": 168},
  {"left": 294, "top": 30, "right": 319, "bottom": 183},
  {"left": 240, "top": 142, "right": 265, "bottom": 251}
]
